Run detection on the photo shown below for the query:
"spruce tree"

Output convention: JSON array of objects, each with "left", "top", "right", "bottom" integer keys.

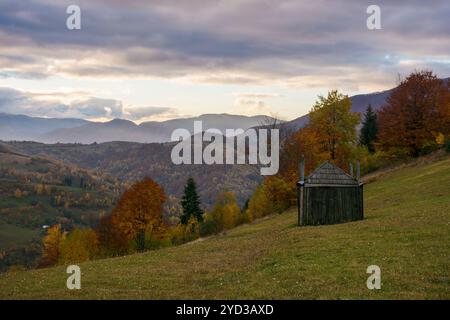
[
  {"left": 180, "top": 177, "right": 204, "bottom": 225},
  {"left": 360, "top": 104, "right": 378, "bottom": 153}
]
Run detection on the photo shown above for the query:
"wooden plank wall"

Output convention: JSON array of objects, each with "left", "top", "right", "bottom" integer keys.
[{"left": 299, "top": 186, "right": 363, "bottom": 225}]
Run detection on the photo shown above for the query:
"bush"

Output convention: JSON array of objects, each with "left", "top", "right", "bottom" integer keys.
[
  {"left": 169, "top": 217, "right": 200, "bottom": 245},
  {"left": 0, "top": 242, "right": 42, "bottom": 273},
  {"left": 200, "top": 215, "right": 219, "bottom": 237},
  {"left": 357, "top": 148, "right": 390, "bottom": 174},
  {"left": 246, "top": 177, "right": 294, "bottom": 221},
  {"left": 445, "top": 139, "right": 450, "bottom": 153},
  {"left": 264, "top": 177, "right": 294, "bottom": 213}
]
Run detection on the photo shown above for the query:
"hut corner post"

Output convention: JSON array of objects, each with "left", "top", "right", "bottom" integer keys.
[
  {"left": 298, "top": 155, "right": 305, "bottom": 226},
  {"left": 356, "top": 160, "right": 360, "bottom": 182},
  {"left": 356, "top": 160, "right": 363, "bottom": 219}
]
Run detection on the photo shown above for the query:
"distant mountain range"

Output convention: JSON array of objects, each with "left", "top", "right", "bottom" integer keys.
[
  {"left": 0, "top": 113, "right": 88, "bottom": 142},
  {"left": 1, "top": 78, "right": 448, "bottom": 143},
  {"left": 0, "top": 113, "right": 276, "bottom": 144}
]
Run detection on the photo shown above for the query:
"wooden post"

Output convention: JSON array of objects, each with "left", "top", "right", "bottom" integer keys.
[
  {"left": 298, "top": 155, "right": 305, "bottom": 226},
  {"left": 357, "top": 160, "right": 363, "bottom": 220},
  {"left": 299, "top": 155, "right": 305, "bottom": 182},
  {"left": 299, "top": 186, "right": 304, "bottom": 225},
  {"left": 356, "top": 160, "right": 360, "bottom": 182}
]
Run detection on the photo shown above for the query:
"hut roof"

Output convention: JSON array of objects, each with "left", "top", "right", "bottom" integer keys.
[{"left": 302, "top": 162, "right": 359, "bottom": 187}]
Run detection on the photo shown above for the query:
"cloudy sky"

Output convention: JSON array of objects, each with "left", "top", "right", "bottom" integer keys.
[{"left": 0, "top": 0, "right": 449, "bottom": 122}]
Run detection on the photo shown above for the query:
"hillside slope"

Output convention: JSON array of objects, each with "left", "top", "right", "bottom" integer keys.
[
  {"left": 0, "top": 144, "right": 120, "bottom": 251},
  {"left": 7, "top": 141, "right": 261, "bottom": 208},
  {"left": 0, "top": 157, "right": 449, "bottom": 299}
]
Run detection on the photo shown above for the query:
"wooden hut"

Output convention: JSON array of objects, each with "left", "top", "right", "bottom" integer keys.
[{"left": 297, "top": 160, "right": 363, "bottom": 226}]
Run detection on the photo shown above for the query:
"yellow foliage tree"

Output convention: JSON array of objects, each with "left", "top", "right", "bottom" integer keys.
[
  {"left": 263, "top": 176, "right": 294, "bottom": 213},
  {"left": 40, "top": 224, "right": 65, "bottom": 267},
  {"left": 435, "top": 132, "right": 445, "bottom": 146},
  {"left": 309, "top": 90, "right": 360, "bottom": 163},
  {"left": 60, "top": 228, "right": 99, "bottom": 264},
  {"left": 35, "top": 183, "right": 45, "bottom": 195},
  {"left": 210, "top": 192, "right": 241, "bottom": 230},
  {"left": 14, "top": 188, "right": 22, "bottom": 198},
  {"left": 246, "top": 184, "right": 272, "bottom": 222}
]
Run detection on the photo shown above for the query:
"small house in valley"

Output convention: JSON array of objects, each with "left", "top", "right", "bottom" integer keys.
[{"left": 297, "top": 160, "right": 364, "bottom": 226}]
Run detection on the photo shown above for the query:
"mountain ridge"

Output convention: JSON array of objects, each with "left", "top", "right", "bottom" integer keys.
[
  {"left": 0, "top": 113, "right": 277, "bottom": 144},
  {"left": 1, "top": 77, "right": 448, "bottom": 143}
]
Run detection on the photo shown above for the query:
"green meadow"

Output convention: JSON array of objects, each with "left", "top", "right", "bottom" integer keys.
[{"left": 1, "top": 157, "right": 449, "bottom": 299}]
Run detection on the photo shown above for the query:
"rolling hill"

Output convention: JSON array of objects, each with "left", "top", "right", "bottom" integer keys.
[
  {"left": 0, "top": 143, "right": 120, "bottom": 249},
  {"left": 1, "top": 154, "right": 448, "bottom": 299},
  {"left": 6, "top": 141, "right": 262, "bottom": 209}
]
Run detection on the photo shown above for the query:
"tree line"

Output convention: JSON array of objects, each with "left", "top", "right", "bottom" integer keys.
[{"left": 39, "top": 175, "right": 255, "bottom": 266}]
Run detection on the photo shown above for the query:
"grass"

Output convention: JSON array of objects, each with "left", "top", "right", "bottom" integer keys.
[
  {"left": 0, "top": 157, "right": 449, "bottom": 299},
  {"left": 0, "top": 222, "right": 39, "bottom": 251}
]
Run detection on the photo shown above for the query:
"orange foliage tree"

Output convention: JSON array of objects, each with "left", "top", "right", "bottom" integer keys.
[
  {"left": 279, "top": 126, "right": 325, "bottom": 185},
  {"left": 378, "top": 70, "right": 450, "bottom": 157},
  {"left": 111, "top": 177, "right": 166, "bottom": 251},
  {"left": 40, "top": 224, "right": 65, "bottom": 267},
  {"left": 96, "top": 214, "right": 129, "bottom": 256}
]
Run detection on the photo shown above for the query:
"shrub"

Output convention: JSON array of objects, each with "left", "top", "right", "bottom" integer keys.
[
  {"left": 199, "top": 215, "right": 219, "bottom": 237},
  {"left": 169, "top": 217, "right": 200, "bottom": 245},
  {"left": 445, "top": 139, "right": 450, "bottom": 153},
  {"left": 246, "top": 177, "right": 294, "bottom": 221},
  {"left": 264, "top": 176, "right": 294, "bottom": 213}
]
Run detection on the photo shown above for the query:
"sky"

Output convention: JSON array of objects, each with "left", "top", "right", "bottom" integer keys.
[{"left": 0, "top": 0, "right": 449, "bottom": 123}]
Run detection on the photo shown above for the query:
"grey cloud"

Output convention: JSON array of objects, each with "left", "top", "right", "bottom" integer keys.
[
  {"left": 125, "top": 106, "right": 175, "bottom": 120},
  {"left": 71, "top": 98, "right": 124, "bottom": 118},
  {"left": 0, "top": 0, "right": 448, "bottom": 85}
]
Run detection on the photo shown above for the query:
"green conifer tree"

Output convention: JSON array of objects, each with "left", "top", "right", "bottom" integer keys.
[
  {"left": 180, "top": 177, "right": 203, "bottom": 225},
  {"left": 360, "top": 104, "right": 378, "bottom": 153}
]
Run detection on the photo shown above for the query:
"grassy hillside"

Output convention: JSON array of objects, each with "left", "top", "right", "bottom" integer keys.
[
  {"left": 0, "top": 146, "right": 121, "bottom": 271},
  {"left": 0, "top": 221, "right": 39, "bottom": 251},
  {"left": 0, "top": 156, "right": 449, "bottom": 299},
  {"left": 0, "top": 146, "right": 120, "bottom": 245},
  {"left": 6, "top": 141, "right": 261, "bottom": 208}
]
